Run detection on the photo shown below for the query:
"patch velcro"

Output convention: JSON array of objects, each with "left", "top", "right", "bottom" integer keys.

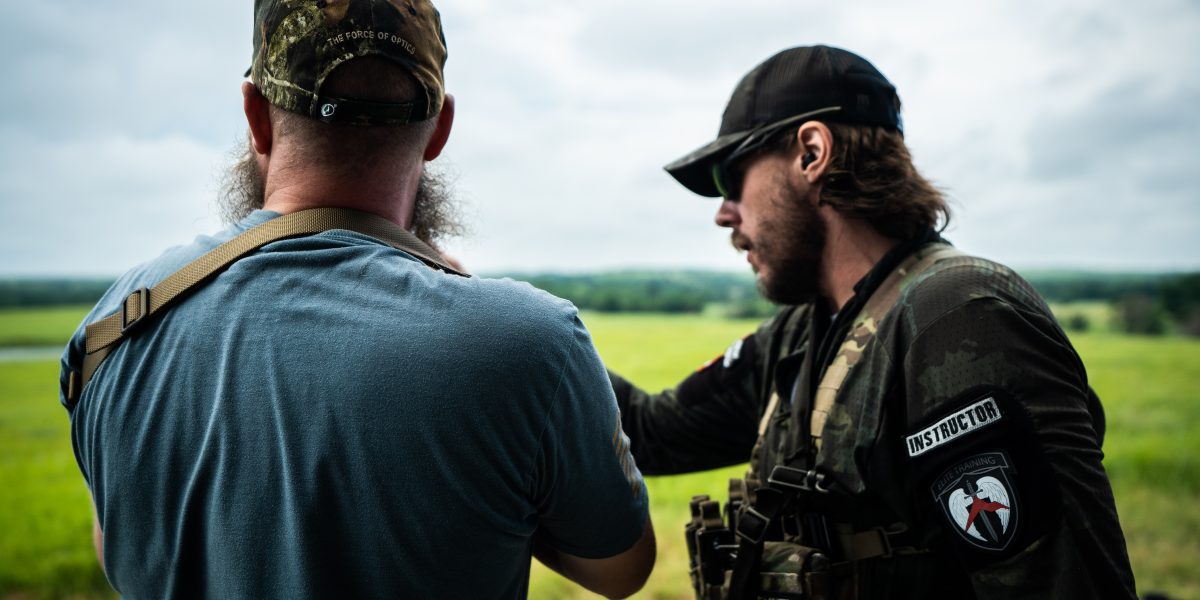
[
  {"left": 678, "top": 334, "right": 757, "bottom": 407},
  {"left": 695, "top": 336, "right": 748, "bottom": 373},
  {"left": 906, "top": 397, "right": 1002, "bottom": 457},
  {"left": 722, "top": 338, "right": 745, "bottom": 368}
]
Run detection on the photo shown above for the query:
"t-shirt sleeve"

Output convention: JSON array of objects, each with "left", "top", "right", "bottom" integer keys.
[{"left": 531, "top": 315, "right": 650, "bottom": 559}]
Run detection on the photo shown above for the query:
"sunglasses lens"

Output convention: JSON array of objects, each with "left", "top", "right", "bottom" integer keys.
[
  {"left": 709, "top": 108, "right": 840, "bottom": 201},
  {"left": 712, "top": 163, "right": 734, "bottom": 199},
  {"left": 710, "top": 160, "right": 739, "bottom": 200}
]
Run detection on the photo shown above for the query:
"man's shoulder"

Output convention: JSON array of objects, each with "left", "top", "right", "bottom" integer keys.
[
  {"left": 459, "top": 275, "right": 578, "bottom": 322},
  {"left": 80, "top": 217, "right": 268, "bottom": 329},
  {"left": 897, "top": 249, "right": 1051, "bottom": 333},
  {"left": 455, "top": 276, "right": 585, "bottom": 347},
  {"left": 334, "top": 259, "right": 584, "bottom": 357}
]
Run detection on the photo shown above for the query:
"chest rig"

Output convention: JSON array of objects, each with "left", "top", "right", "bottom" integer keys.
[
  {"left": 62, "top": 208, "right": 466, "bottom": 408},
  {"left": 685, "top": 244, "right": 963, "bottom": 600}
]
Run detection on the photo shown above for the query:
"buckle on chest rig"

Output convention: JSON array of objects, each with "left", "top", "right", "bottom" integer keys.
[
  {"left": 835, "top": 522, "right": 926, "bottom": 560},
  {"left": 768, "top": 465, "right": 833, "bottom": 493}
]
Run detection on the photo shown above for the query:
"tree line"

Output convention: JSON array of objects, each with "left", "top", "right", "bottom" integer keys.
[
  {"left": 0, "top": 279, "right": 116, "bottom": 308},
  {"left": 1105, "top": 273, "right": 1200, "bottom": 336},
  {"left": 2, "top": 271, "right": 1198, "bottom": 335},
  {"left": 506, "top": 271, "right": 776, "bottom": 318}
]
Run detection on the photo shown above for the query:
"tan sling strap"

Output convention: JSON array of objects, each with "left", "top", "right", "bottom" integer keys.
[
  {"left": 65, "top": 208, "right": 467, "bottom": 404},
  {"left": 809, "top": 244, "right": 965, "bottom": 450},
  {"left": 743, "top": 390, "right": 784, "bottom": 481},
  {"left": 758, "top": 392, "right": 783, "bottom": 438}
]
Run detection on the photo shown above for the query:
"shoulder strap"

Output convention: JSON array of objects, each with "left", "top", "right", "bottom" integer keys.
[
  {"left": 809, "top": 244, "right": 964, "bottom": 449},
  {"left": 726, "top": 246, "right": 963, "bottom": 600},
  {"left": 65, "top": 208, "right": 467, "bottom": 404}
]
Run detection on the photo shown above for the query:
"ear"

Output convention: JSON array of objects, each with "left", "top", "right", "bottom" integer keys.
[
  {"left": 242, "top": 81, "right": 273, "bottom": 156},
  {"left": 422, "top": 94, "right": 455, "bottom": 161},
  {"left": 793, "top": 121, "right": 833, "bottom": 184}
]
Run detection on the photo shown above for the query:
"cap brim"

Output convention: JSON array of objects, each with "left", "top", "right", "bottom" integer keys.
[{"left": 663, "top": 130, "right": 752, "bottom": 198}]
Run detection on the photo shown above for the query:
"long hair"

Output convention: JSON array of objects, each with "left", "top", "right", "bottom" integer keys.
[{"left": 819, "top": 123, "right": 950, "bottom": 240}]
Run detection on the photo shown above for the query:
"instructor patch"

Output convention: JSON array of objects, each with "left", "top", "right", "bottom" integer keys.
[
  {"left": 906, "top": 396, "right": 1002, "bottom": 457},
  {"left": 932, "top": 451, "right": 1018, "bottom": 551}
]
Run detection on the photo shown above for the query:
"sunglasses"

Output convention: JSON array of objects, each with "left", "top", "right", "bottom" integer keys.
[{"left": 710, "top": 106, "right": 842, "bottom": 200}]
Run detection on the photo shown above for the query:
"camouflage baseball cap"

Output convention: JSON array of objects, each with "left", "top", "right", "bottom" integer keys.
[{"left": 249, "top": 0, "right": 447, "bottom": 126}]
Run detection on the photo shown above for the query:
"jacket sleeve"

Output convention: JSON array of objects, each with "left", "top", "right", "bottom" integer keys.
[
  {"left": 607, "top": 314, "right": 789, "bottom": 476},
  {"left": 901, "top": 297, "right": 1137, "bottom": 599}
]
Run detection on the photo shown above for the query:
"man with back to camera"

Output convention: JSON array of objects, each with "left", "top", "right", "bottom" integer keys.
[
  {"left": 609, "top": 45, "right": 1136, "bottom": 598},
  {"left": 57, "top": 0, "right": 655, "bottom": 597}
]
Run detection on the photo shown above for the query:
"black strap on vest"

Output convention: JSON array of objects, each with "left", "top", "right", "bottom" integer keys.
[
  {"left": 728, "top": 486, "right": 789, "bottom": 600},
  {"left": 62, "top": 208, "right": 467, "bottom": 406}
]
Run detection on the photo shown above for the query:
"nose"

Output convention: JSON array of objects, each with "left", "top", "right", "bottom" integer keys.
[{"left": 714, "top": 199, "right": 741, "bottom": 228}]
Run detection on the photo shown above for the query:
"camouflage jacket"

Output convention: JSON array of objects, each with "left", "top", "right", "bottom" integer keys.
[{"left": 610, "top": 240, "right": 1137, "bottom": 599}]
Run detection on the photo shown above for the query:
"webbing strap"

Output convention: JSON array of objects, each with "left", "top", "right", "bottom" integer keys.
[
  {"left": 725, "top": 244, "right": 960, "bottom": 600},
  {"left": 809, "top": 245, "right": 964, "bottom": 448},
  {"left": 743, "top": 390, "right": 784, "bottom": 481},
  {"left": 729, "top": 488, "right": 787, "bottom": 600},
  {"left": 757, "top": 391, "right": 783, "bottom": 437},
  {"left": 71, "top": 208, "right": 466, "bottom": 398}
]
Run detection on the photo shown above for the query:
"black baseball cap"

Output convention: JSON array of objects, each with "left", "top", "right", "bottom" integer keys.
[{"left": 665, "top": 45, "right": 903, "bottom": 198}]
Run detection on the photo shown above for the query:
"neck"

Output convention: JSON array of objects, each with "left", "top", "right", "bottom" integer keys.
[
  {"left": 260, "top": 151, "right": 421, "bottom": 229},
  {"left": 817, "top": 209, "right": 899, "bottom": 312}
]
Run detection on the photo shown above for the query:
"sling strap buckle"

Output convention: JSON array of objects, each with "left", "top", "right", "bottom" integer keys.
[
  {"left": 66, "top": 208, "right": 469, "bottom": 398},
  {"left": 121, "top": 288, "right": 150, "bottom": 333},
  {"left": 65, "top": 368, "right": 82, "bottom": 407}
]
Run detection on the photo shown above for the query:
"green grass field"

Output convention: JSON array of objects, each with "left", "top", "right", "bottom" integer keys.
[
  {"left": 1049, "top": 301, "right": 1117, "bottom": 334},
  {"left": 0, "top": 306, "right": 90, "bottom": 348},
  {"left": 1, "top": 308, "right": 1197, "bottom": 599}
]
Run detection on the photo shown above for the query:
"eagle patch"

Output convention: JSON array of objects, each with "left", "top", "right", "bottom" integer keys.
[{"left": 932, "top": 451, "right": 1018, "bottom": 552}]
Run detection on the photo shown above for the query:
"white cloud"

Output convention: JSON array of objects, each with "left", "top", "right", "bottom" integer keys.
[
  {"left": 0, "top": 133, "right": 225, "bottom": 275},
  {"left": 1, "top": 0, "right": 1197, "bottom": 276}
]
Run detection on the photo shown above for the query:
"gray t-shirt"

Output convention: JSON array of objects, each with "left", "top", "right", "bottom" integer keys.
[{"left": 60, "top": 211, "right": 648, "bottom": 599}]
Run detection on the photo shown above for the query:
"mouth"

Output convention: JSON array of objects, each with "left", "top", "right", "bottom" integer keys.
[
  {"left": 730, "top": 232, "right": 752, "bottom": 253},
  {"left": 730, "top": 232, "right": 758, "bottom": 271}
]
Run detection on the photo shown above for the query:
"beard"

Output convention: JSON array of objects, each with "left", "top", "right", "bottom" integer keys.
[
  {"left": 217, "top": 137, "right": 467, "bottom": 247},
  {"left": 409, "top": 164, "right": 468, "bottom": 247},
  {"left": 216, "top": 140, "right": 265, "bottom": 226},
  {"left": 734, "top": 179, "right": 827, "bottom": 306}
]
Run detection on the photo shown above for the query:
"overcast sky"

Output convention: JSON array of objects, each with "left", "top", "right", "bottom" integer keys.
[{"left": 1, "top": 0, "right": 1197, "bottom": 277}]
